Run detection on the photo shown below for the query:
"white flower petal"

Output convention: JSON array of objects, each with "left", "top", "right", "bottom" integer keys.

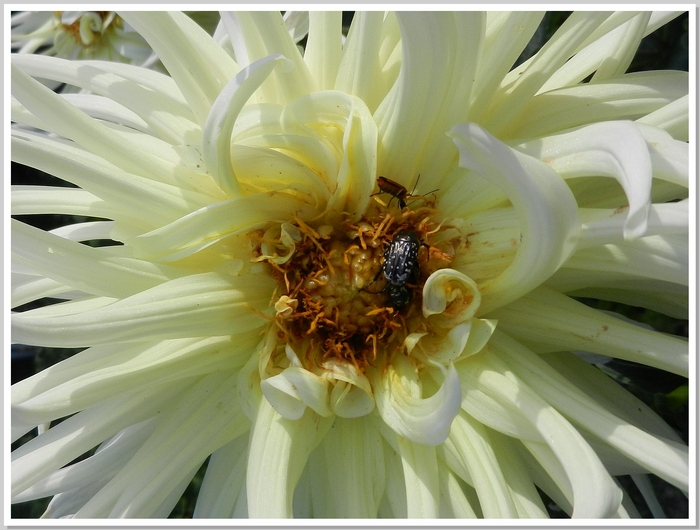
[
  {"left": 457, "top": 358, "right": 541, "bottom": 442},
  {"left": 12, "top": 54, "right": 199, "bottom": 143},
  {"left": 468, "top": 12, "right": 544, "bottom": 122},
  {"left": 463, "top": 352, "right": 623, "bottom": 518},
  {"left": 75, "top": 371, "right": 249, "bottom": 517},
  {"left": 516, "top": 121, "right": 652, "bottom": 239},
  {"left": 520, "top": 440, "right": 575, "bottom": 515},
  {"left": 261, "top": 366, "right": 332, "bottom": 419},
  {"left": 335, "top": 12, "right": 388, "bottom": 112},
  {"left": 12, "top": 271, "right": 75, "bottom": 308},
  {"left": 441, "top": 412, "right": 519, "bottom": 517},
  {"left": 11, "top": 185, "right": 106, "bottom": 219},
  {"left": 378, "top": 436, "right": 408, "bottom": 517},
  {"left": 541, "top": 12, "right": 682, "bottom": 91},
  {"left": 566, "top": 235, "right": 688, "bottom": 288},
  {"left": 12, "top": 381, "right": 185, "bottom": 495},
  {"left": 318, "top": 417, "right": 386, "bottom": 517},
  {"left": 490, "top": 286, "right": 688, "bottom": 376},
  {"left": 637, "top": 94, "right": 689, "bottom": 140},
  {"left": 422, "top": 268, "right": 481, "bottom": 322},
  {"left": 437, "top": 467, "right": 477, "bottom": 518},
  {"left": 11, "top": 63, "right": 177, "bottom": 184},
  {"left": 329, "top": 381, "right": 375, "bottom": 418},
  {"left": 376, "top": 12, "right": 483, "bottom": 181},
  {"left": 373, "top": 355, "right": 461, "bottom": 445},
  {"left": 202, "top": 54, "right": 291, "bottom": 196},
  {"left": 322, "top": 359, "right": 375, "bottom": 418},
  {"left": 12, "top": 272, "right": 274, "bottom": 348},
  {"left": 42, "top": 479, "right": 110, "bottom": 519},
  {"left": 49, "top": 221, "right": 114, "bottom": 242},
  {"left": 13, "top": 421, "right": 156, "bottom": 503},
  {"left": 304, "top": 12, "right": 342, "bottom": 91},
  {"left": 63, "top": 372, "right": 242, "bottom": 518},
  {"left": 279, "top": 91, "right": 377, "bottom": 216},
  {"left": 636, "top": 122, "right": 689, "bottom": 186},
  {"left": 221, "top": 12, "right": 314, "bottom": 104},
  {"left": 232, "top": 144, "right": 332, "bottom": 208},
  {"left": 130, "top": 193, "right": 308, "bottom": 261},
  {"left": 11, "top": 219, "right": 175, "bottom": 301},
  {"left": 11, "top": 131, "right": 213, "bottom": 226},
  {"left": 396, "top": 436, "right": 440, "bottom": 518},
  {"left": 540, "top": 12, "right": 648, "bottom": 90},
  {"left": 483, "top": 12, "right": 612, "bottom": 136},
  {"left": 194, "top": 435, "right": 248, "bottom": 518},
  {"left": 546, "top": 272, "right": 688, "bottom": 319},
  {"left": 492, "top": 333, "right": 688, "bottom": 491},
  {"left": 246, "top": 399, "right": 333, "bottom": 518},
  {"left": 486, "top": 431, "right": 550, "bottom": 517},
  {"left": 120, "top": 11, "right": 238, "bottom": 124},
  {"left": 542, "top": 351, "right": 684, "bottom": 443},
  {"left": 75, "top": 59, "right": 191, "bottom": 108},
  {"left": 511, "top": 70, "right": 688, "bottom": 139},
  {"left": 12, "top": 336, "right": 255, "bottom": 425},
  {"left": 415, "top": 318, "right": 496, "bottom": 367},
  {"left": 450, "top": 122, "right": 580, "bottom": 313},
  {"left": 578, "top": 200, "right": 688, "bottom": 249}
]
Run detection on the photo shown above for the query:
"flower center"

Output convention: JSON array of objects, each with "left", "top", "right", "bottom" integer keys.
[
  {"left": 58, "top": 11, "right": 121, "bottom": 48},
  {"left": 250, "top": 198, "right": 455, "bottom": 373}
]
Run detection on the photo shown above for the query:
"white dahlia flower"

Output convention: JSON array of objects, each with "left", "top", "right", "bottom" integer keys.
[
  {"left": 10, "top": 10, "right": 690, "bottom": 519},
  {"left": 10, "top": 11, "right": 156, "bottom": 65}
]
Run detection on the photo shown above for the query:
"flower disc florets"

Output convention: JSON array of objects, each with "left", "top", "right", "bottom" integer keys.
[{"left": 250, "top": 199, "right": 455, "bottom": 374}]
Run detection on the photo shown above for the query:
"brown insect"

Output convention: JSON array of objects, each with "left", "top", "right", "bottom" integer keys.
[{"left": 372, "top": 175, "right": 436, "bottom": 209}]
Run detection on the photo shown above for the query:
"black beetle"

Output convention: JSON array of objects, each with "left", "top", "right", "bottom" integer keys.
[{"left": 366, "top": 229, "right": 422, "bottom": 309}]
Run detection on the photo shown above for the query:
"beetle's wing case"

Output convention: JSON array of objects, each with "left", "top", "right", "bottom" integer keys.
[{"left": 382, "top": 230, "right": 421, "bottom": 285}]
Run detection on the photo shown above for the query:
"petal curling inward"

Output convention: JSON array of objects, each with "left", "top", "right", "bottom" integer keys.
[
  {"left": 321, "top": 359, "right": 375, "bottom": 418},
  {"left": 422, "top": 269, "right": 480, "bottom": 323},
  {"left": 130, "top": 193, "right": 307, "bottom": 262},
  {"left": 373, "top": 355, "right": 461, "bottom": 445},
  {"left": 279, "top": 91, "right": 377, "bottom": 216},
  {"left": 450, "top": 123, "right": 580, "bottom": 313},
  {"left": 221, "top": 12, "right": 315, "bottom": 104},
  {"left": 203, "top": 54, "right": 292, "bottom": 197},
  {"left": 261, "top": 366, "right": 332, "bottom": 420},
  {"left": 515, "top": 121, "right": 652, "bottom": 239}
]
